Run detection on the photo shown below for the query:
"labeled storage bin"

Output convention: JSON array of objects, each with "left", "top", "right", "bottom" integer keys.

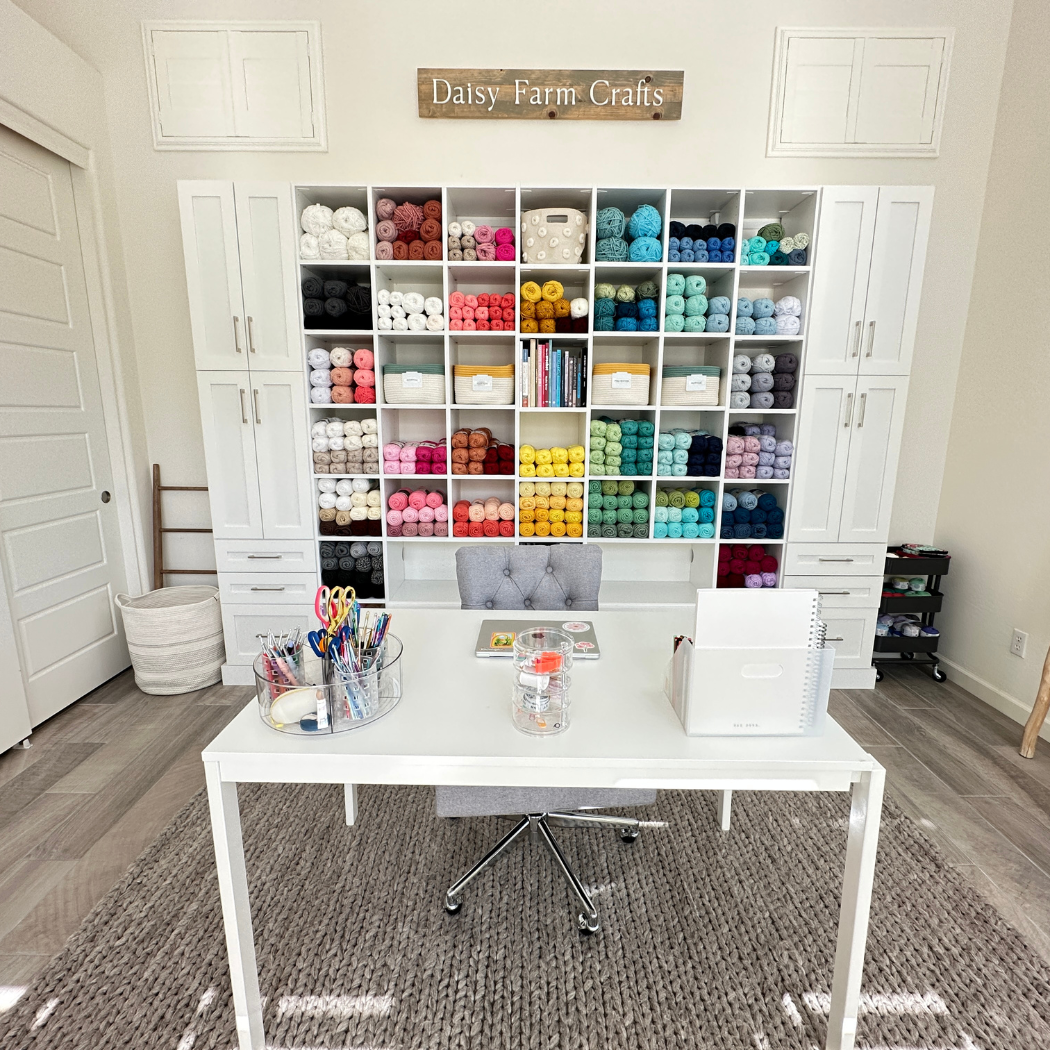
[
  {"left": 382, "top": 363, "right": 445, "bottom": 405},
  {"left": 520, "top": 207, "right": 589, "bottom": 264},
  {"left": 453, "top": 364, "right": 515, "bottom": 405},
  {"left": 661, "top": 365, "right": 721, "bottom": 407},
  {"left": 115, "top": 586, "right": 224, "bottom": 694},
  {"left": 591, "top": 363, "right": 651, "bottom": 405}
]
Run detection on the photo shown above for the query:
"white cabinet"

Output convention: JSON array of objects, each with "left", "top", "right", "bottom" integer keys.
[
  {"left": 197, "top": 371, "right": 313, "bottom": 541},
  {"left": 179, "top": 181, "right": 301, "bottom": 371},
  {"left": 820, "top": 608, "right": 879, "bottom": 669},
  {"left": 789, "top": 374, "right": 908, "bottom": 545},
  {"left": 807, "top": 186, "right": 932, "bottom": 376}
]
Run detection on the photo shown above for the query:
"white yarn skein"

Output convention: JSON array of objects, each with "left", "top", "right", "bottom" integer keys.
[
  {"left": 402, "top": 292, "right": 425, "bottom": 314},
  {"left": 350, "top": 492, "right": 367, "bottom": 508},
  {"left": 366, "top": 506, "right": 382, "bottom": 520},
  {"left": 349, "top": 507, "right": 367, "bottom": 521},
  {"left": 392, "top": 317, "right": 408, "bottom": 331},
  {"left": 448, "top": 221, "right": 463, "bottom": 238},
  {"left": 361, "top": 419, "right": 377, "bottom": 433},
  {"left": 378, "top": 317, "right": 392, "bottom": 330},
  {"left": 361, "top": 433, "right": 378, "bottom": 447},
  {"left": 460, "top": 220, "right": 476, "bottom": 237},
  {"left": 317, "top": 478, "right": 337, "bottom": 494},
  {"left": 311, "top": 420, "right": 329, "bottom": 438},
  {"left": 377, "top": 303, "right": 392, "bottom": 319},
  {"left": 346, "top": 232, "right": 369, "bottom": 260},
  {"left": 335, "top": 495, "right": 352, "bottom": 512},
  {"left": 343, "top": 420, "right": 363, "bottom": 437},
  {"left": 310, "top": 387, "right": 332, "bottom": 404},
  {"left": 365, "top": 490, "right": 382, "bottom": 507},
  {"left": 344, "top": 435, "right": 363, "bottom": 451},
  {"left": 423, "top": 296, "right": 443, "bottom": 316},
  {"left": 773, "top": 295, "right": 802, "bottom": 317},
  {"left": 325, "top": 421, "right": 344, "bottom": 438},
  {"left": 351, "top": 478, "right": 371, "bottom": 492},
  {"left": 425, "top": 313, "right": 445, "bottom": 332},
  {"left": 332, "top": 206, "right": 367, "bottom": 235},
  {"left": 307, "top": 348, "right": 330, "bottom": 368},
  {"left": 310, "top": 369, "right": 333, "bottom": 387},
  {"left": 299, "top": 233, "right": 320, "bottom": 260},
  {"left": 318, "top": 492, "right": 337, "bottom": 509},
  {"left": 318, "top": 229, "right": 349, "bottom": 260},
  {"left": 335, "top": 479, "right": 354, "bottom": 496},
  {"left": 377, "top": 288, "right": 391, "bottom": 306},
  {"left": 407, "top": 313, "right": 427, "bottom": 331},
  {"left": 389, "top": 291, "right": 404, "bottom": 307},
  {"left": 329, "top": 347, "right": 353, "bottom": 367},
  {"left": 328, "top": 436, "right": 345, "bottom": 451},
  {"left": 301, "top": 204, "right": 333, "bottom": 236},
  {"left": 312, "top": 437, "right": 329, "bottom": 452},
  {"left": 390, "top": 304, "right": 406, "bottom": 319},
  {"left": 776, "top": 315, "right": 801, "bottom": 336},
  {"left": 569, "top": 297, "right": 588, "bottom": 319}
]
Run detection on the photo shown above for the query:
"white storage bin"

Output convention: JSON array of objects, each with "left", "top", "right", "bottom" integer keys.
[
  {"left": 591, "top": 367, "right": 650, "bottom": 406},
  {"left": 383, "top": 372, "right": 445, "bottom": 405},
  {"left": 520, "top": 207, "right": 589, "bottom": 264},
  {"left": 454, "top": 374, "right": 514, "bottom": 405},
  {"left": 661, "top": 366, "right": 722, "bottom": 407}
]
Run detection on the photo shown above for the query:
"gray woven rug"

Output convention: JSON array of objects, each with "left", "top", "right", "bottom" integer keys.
[{"left": 2, "top": 784, "right": 1049, "bottom": 1050}]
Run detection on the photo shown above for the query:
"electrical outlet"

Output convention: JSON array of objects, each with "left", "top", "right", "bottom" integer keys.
[{"left": 1010, "top": 629, "right": 1027, "bottom": 658}]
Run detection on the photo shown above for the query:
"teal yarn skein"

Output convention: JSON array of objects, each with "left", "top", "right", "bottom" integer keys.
[
  {"left": 628, "top": 204, "right": 662, "bottom": 239},
  {"left": 666, "top": 272, "right": 686, "bottom": 295},
  {"left": 684, "top": 294, "right": 708, "bottom": 316},
  {"left": 665, "top": 313, "right": 685, "bottom": 332},
  {"left": 684, "top": 274, "right": 707, "bottom": 297},
  {"left": 596, "top": 207, "right": 626, "bottom": 239},
  {"left": 628, "top": 236, "right": 663, "bottom": 262},
  {"left": 665, "top": 294, "right": 686, "bottom": 315},
  {"left": 596, "top": 237, "right": 628, "bottom": 261}
]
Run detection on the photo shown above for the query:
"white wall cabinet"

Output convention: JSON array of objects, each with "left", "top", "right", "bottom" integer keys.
[
  {"left": 806, "top": 186, "right": 932, "bottom": 376},
  {"left": 179, "top": 181, "right": 301, "bottom": 371},
  {"left": 197, "top": 371, "right": 313, "bottom": 541}
]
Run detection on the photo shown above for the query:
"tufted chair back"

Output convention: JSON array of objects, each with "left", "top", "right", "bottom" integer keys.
[{"left": 455, "top": 544, "right": 602, "bottom": 612}]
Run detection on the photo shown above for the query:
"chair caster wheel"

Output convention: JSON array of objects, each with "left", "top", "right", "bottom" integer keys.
[
  {"left": 875, "top": 669, "right": 883, "bottom": 682},
  {"left": 619, "top": 828, "right": 639, "bottom": 843},
  {"left": 578, "top": 914, "right": 600, "bottom": 935},
  {"left": 900, "top": 652, "right": 913, "bottom": 660},
  {"left": 932, "top": 667, "right": 947, "bottom": 682},
  {"left": 444, "top": 898, "right": 461, "bottom": 915}
]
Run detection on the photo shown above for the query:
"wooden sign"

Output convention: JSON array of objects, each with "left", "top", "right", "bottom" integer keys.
[{"left": 417, "top": 69, "right": 684, "bottom": 121}]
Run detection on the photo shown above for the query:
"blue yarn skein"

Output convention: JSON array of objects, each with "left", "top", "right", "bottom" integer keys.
[
  {"left": 736, "top": 316, "right": 756, "bottom": 335},
  {"left": 695, "top": 249, "right": 709, "bottom": 262},
  {"left": 629, "top": 236, "right": 663, "bottom": 262},
  {"left": 679, "top": 236, "right": 693, "bottom": 250},
  {"left": 616, "top": 318, "right": 638, "bottom": 331},
  {"left": 707, "top": 296, "right": 731, "bottom": 315},
  {"left": 615, "top": 301, "right": 638, "bottom": 318},
  {"left": 709, "top": 251, "right": 723, "bottom": 262},
  {"left": 668, "top": 249, "right": 681, "bottom": 262},
  {"left": 639, "top": 317, "right": 658, "bottom": 331},
  {"left": 680, "top": 249, "right": 694, "bottom": 262},
  {"left": 706, "top": 237, "right": 720, "bottom": 251},
  {"left": 752, "top": 298, "right": 775, "bottom": 318},
  {"left": 628, "top": 204, "right": 662, "bottom": 240},
  {"left": 596, "top": 237, "right": 628, "bottom": 262},
  {"left": 754, "top": 317, "right": 777, "bottom": 335},
  {"left": 737, "top": 297, "right": 754, "bottom": 317},
  {"left": 596, "top": 206, "right": 626, "bottom": 239},
  {"left": 706, "top": 314, "right": 729, "bottom": 333},
  {"left": 637, "top": 298, "right": 657, "bottom": 319}
]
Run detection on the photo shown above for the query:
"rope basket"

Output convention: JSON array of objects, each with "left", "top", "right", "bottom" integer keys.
[{"left": 115, "top": 586, "right": 224, "bottom": 695}]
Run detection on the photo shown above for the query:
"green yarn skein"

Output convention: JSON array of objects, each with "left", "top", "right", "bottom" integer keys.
[
  {"left": 757, "top": 222, "right": 784, "bottom": 242},
  {"left": 665, "top": 314, "right": 685, "bottom": 332},
  {"left": 596, "top": 206, "right": 626, "bottom": 239},
  {"left": 596, "top": 237, "right": 628, "bottom": 262},
  {"left": 684, "top": 274, "right": 706, "bottom": 297},
  {"left": 665, "top": 294, "right": 685, "bottom": 315},
  {"left": 594, "top": 282, "right": 616, "bottom": 301},
  {"left": 637, "top": 279, "right": 660, "bottom": 300},
  {"left": 615, "top": 284, "right": 636, "bottom": 303},
  {"left": 666, "top": 272, "right": 686, "bottom": 295},
  {"left": 684, "top": 294, "right": 708, "bottom": 316},
  {"left": 601, "top": 481, "right": 618, "bottom": 496},
  {"left": 618, "top": 480, "right": 635, "bottom": 496}
]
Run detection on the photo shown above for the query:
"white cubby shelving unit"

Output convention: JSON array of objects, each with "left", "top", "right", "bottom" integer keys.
[{"left": 293, "top": 184, "right": 820, "bottom": 609}]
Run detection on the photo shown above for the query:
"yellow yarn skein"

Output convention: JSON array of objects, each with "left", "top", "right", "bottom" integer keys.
[
  {"left": 553, "top": 298, "right": 570, "bottom": 318},
  {"left": 567, "top": 444, "right": 586, "bottom": 463},
  {"left": 541, "top": 280, "right": 564, "bottom": 302},
  {"left": 550, "top": 447, "right": 568, "bottom": 464},
  {"left": 566, "top": 522, "right": 583, "bottom": 537},
  {"left": 519, "top": 463, "right": 536, "bottom": 477},
  {"left": 534, "top": 481, "right": 552, "bottom": 497},
  {"left": 534, "top": 448, "right": 552, "bottom": 465},
  {"left": 553, "top": 463, "right": 569, "bottom": 477},
  {"left": 537, "top": 464, "right": 555, "bottom": 477},
  {"left": 520, "top": 281, "right": 542, "bottom": 303},
  {"left": 567, "top": 482, "right": 584, "bottom": 499},
  {"left": 550, "top": 481, "right": 567, "bottom": 496},
  {"left": 534, "top": 521, "right": 551, "bottom": 536},
  {"left": 539, "top": 319, "right": 555, "bottom": 333},
  {"left": 521, "top": 319, "right": 538, "bottom": 334},
  {"left": 569, "top": 462, "right": 585, "bottom": 477},
  {"left": 550, "top": 521, "right": 567, "bottom": 537},
  {"left": 519, "top": 444, "right": 536, "bottom": 464},
  {"left": 519, "top": 522, "right": 535, "bottom": 537}
]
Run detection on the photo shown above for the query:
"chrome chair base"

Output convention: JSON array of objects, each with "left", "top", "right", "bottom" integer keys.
[{"left": 444, "top": 811, "right": 662, "bottom": 934}]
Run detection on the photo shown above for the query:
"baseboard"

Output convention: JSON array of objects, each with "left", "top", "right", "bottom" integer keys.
[
  {"left": 832, "top": 667, "right": 877, "bottom": 690},
  {"left": 937, "top": 656, "right": 1050, "bottom": 743},
  {"left": 221, "top": 662, "right": 255, "bottom": 686}
]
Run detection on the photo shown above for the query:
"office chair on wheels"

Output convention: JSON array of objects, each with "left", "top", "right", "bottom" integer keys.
[{"left": 437, "top": 544, "right": 661, "bottom": 934}]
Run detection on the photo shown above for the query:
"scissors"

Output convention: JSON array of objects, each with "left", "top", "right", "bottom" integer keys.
[
  {"left": 307, "top": 630, "right": 329, "bottom": 658},
  {"left": 315, "top": 586, "right": 354, "bottom": 635}
]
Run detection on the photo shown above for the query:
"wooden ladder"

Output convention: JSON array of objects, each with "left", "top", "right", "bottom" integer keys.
[{"left": 152, "top": 463, "right": 217, "bottom": 590}]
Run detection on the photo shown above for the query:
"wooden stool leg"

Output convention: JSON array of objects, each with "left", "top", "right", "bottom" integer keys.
[{"left": 1020, "top": 643, "right": 1050, "bottom": 759}]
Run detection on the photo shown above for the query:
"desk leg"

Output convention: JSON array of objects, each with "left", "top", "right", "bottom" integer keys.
[
  {"left": 826, "top": 767, "right": 885, "bottom": 1050},
  {"left": 344, "top": 784, "right": 358, "bottom": 826},
  {"left": 716, "top": 789, "right": 732, "bottom": 831},
  {"left": 205, "top": 762, "right": 264, "bottom": 1050}
]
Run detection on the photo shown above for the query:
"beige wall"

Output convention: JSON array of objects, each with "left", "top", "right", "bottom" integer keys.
[
  {"left": 10, "top": 0, "right": 1016, "bottom": 577},
  {"left": 934, "top": 0, "right": 1050, "bottom": 735}
]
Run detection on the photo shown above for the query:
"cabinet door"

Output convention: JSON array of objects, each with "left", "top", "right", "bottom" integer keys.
[
  {"left": 860, "top": 187, "right": 934, "bottom": 375},
  {"left": 787, "top": 376, "right": 855, "bottom": 543},
  {"left": 178, "top": 182, "right": 247, "bottom": 370},
  {"left": 234, "top": 183, "right": 303, "bottom": 371},
  {"left": 250, "top": 372, "right": 314, "bottom": 539},
  {"left": 197, "top": 371, "right": 262, "bottom": 538},
  {"left": 821, "top": 608, "right": 879, "bottom": 669},
  {"left": 805, "top": 186, "right": 878, "bottom": 374},
  {"left": 838, "top": 375, "right": 909, "bottom": 543}
]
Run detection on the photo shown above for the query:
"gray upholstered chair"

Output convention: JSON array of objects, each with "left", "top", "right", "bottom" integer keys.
[{"left": 438, "top": 544, "right": 659, "bottom": 934}]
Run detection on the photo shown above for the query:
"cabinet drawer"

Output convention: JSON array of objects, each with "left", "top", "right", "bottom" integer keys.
[
  {"left": 784, "top": 544, "right": 886, "bottom": 576},
  {"left": 218, "top": 572, "right": 317, "bottom": 605},
  {"left": 822, "top": 608, "right": 878, "bottom": 669},
  {"left": 782, "top": 575, "right": 883, "bottom": 607},
  {"left": 220, "top": 603, "right": 314, "bottom": 665},
  {"left": 214, "top": 540, "right": 316, "bottom": 573}
]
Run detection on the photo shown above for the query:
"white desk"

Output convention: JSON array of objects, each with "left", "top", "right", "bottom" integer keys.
[{"left": 203, "top": 608, "right": 884, "bottom": 1050}]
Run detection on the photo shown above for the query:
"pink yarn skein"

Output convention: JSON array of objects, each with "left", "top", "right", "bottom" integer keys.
[
  {"left": 375, "top": 198, "right": 396, "bottom": 220},
  {"left": 392, "top": 202, "right": 424, "bottom": 232},
  {"left": 375, "top": 219, "right": 397, "bottom": 242},
  {"left": 494, "top": 227, "right": 514, "bottom": 244},
  {"left": 425, "top": 490, "right": 444, "bottom": 508},
  {"left": 495, "top": 243, "right": 516, "bottom": 261},
  {"left": 408, "top": 489, "right": 427, "bottom": 511},
  {"left": 387, "top": 490, "right": 409, "bottom": 512},
  {"left": 434, "top": 504, "right": 449, "bottom": 522}
]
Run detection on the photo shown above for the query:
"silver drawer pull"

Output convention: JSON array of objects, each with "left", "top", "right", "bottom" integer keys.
[
  {"left": 826, "top": 636, "right": 845, "bottom": 642},
  {"left": 850, "top": 320, "right": 862, "bottom": 357},
  {"left": 819, "top": 590, "right": 851, "bottom": 595},
  {"left": 247, "top": 554, "right": 282, "bottom": 560},
  {"left": 250, "top": 586, "right": 286, "bottom": 591},
  {"left": 818, "top": 557, "right": 855, "bottom": 562}
]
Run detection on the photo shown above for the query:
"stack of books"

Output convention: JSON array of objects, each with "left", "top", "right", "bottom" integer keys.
[{"left": 520, "top": 339, "right": 587, "bottom": 408}]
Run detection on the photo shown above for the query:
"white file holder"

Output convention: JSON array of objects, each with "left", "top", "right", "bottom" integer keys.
[{"left": 665, "top": 590, "right": 834, "bottom": 736}]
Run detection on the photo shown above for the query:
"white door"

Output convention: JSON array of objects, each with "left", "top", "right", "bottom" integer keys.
[
  {"left": 197, "top": 371, "right": 262, "bottom": 539},
  {"left": 860, "top": 187, "right": 934, "bottom": 375},
  {"left": 178, "top": 181, "right": 247, "bottom": 370},
  {"left": 838, "top": 375, "right": 909, "bottom": 543},
  {"left": 0, "top": 125, "right": 130, "bottom": 727},
  {"left": 233, "top": 183, "right": 302, "bottom": 371},
  {"left": 787, "top": 375, "right": 855, "bottom": 543},
  {"left": 250, "top": 373, "right": 314, "bottom": 539},
  {"left": 806, "top": 186, "right": 878, "bottom": 374}
]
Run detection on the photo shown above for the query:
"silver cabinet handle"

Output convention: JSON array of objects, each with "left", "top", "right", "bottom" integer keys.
[
  {"left": 857, "top": 392, "right": 867, "bottom": 428},
  {"left": 864, "top": 319, "right": 876, "bottom": 357},
  {"left": 247, "top": 315, "right": 256, "bottom": 353},
  {"left": 818, "top": 557, "right": 855, "bottom": 562},
  {"left": 819, "top": 590, "right": 852, "bottom": 595},
  {"left": 843, "top": 392, "right": 854, "bottom": 427},
  {"left": 232, "top": 315, "right": 244, "bottom": 353},
  {"left": 247, "top": 554, "right": 282, "bottom": 560},
  {"left": 826, "top": 637, "right": 845, "bottom": 642},
  {"left": 238, "top": 388, "right": 248, "bottom": 424},
  {"left": 253, "top": 388, "right": 261, "bottom": 425},
  {"left": 250, "top": 586, "right": 286, "bottom": 591},
  {"left": 850, "top": 320, "right": 862, "bottom": 358}
]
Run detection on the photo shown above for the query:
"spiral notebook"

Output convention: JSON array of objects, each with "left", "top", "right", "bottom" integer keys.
[{"left": 666, "top": 590, "right": 833, "bottom": 736}]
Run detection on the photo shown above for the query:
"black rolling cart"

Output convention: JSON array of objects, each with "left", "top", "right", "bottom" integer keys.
[{"left": 872, "top": 547, "right": 950, "bottom": 683}]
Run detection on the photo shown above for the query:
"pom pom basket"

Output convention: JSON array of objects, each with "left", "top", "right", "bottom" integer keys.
[
  {"left": 520, "top": 208, "right": 589, "bottom": 264},
  {"left": 115, "top": 586, "right": 224, "bottom": 694}
]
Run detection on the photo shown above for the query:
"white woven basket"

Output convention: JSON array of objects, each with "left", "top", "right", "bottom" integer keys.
[
  {"left": 383, "top": 374, "right": 445, "bottom": 405},
  {"left": 661, "top": 373, "right": 722, "bottom": 407},
  {"left": 115, "top": 586, "right": 224, "bottom": 695},
  {"left": 454, "top": 375, "right": 514, "bottom": 405},
  {"left": 520, "top": 208, "right": 589, "bottom": 263},
  {"left": 591, "top": 373, "right": 651, "bottom": 406}
]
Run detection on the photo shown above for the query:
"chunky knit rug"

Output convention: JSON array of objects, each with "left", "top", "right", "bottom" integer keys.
[{"left": 2, "top": 784, "right": 1049, "bottom": 1050}]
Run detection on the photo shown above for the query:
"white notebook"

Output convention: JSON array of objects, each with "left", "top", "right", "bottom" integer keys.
[{"left": 667, "top": 590, "right": 833, "bottom": 737}]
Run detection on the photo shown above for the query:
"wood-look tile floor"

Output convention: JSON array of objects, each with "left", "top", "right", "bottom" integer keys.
[{"left": 1, "top": 662, "right": 1048, "bottom": 1004}]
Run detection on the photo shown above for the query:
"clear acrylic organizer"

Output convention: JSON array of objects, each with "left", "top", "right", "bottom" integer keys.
[{"left": 511, "top": 626, "right": 574, "bottom": 735}]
